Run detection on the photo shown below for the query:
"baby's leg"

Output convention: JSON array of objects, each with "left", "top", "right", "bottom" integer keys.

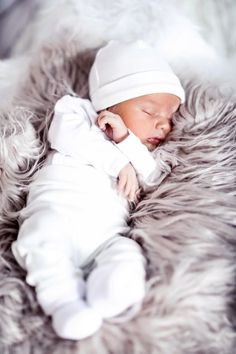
[
  {"left": 86, "top": 236, "right": 146, "bottom": 319},
  {"left": 12, "top": 208, "right": 102, "bottom": 340}
]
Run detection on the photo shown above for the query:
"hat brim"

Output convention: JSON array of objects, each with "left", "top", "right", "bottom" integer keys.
[{"left": 90, "top": 71, "right": 185, "bottom": 111}]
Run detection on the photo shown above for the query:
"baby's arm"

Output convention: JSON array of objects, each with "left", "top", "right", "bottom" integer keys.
[
  {"left": 49, "top": 96, "right": 139, "bottom": 200},
  {"left": 97, "top": 110, "right": 158, "bottom": 186}
]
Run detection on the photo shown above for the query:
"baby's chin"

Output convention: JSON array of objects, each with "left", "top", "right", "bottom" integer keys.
[{"left": 144, "top": 141, "right": 158, "bottom": 151}]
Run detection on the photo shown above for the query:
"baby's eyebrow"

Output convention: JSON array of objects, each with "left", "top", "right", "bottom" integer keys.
[
  {"left": 144, "top": 99, "right": 158, "bottom": 106},
  {"left": 140, "top": 100, "right": 157, "bottom": 110}
]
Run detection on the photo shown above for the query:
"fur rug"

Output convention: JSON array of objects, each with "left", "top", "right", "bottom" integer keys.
[{"left": 0, "top": 1, "right": 236, "bottom": 353}]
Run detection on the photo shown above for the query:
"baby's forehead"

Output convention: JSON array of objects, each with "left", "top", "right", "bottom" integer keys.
[
  {"left": 136, "top": 94, "right": 159, "bottom": 104},
  {"left": 133, "top": 93, "right": 177, "bottom": 104}
]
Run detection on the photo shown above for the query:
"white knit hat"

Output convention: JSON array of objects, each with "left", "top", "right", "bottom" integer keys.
[{"left": 89, "top": 40, "right": 185, "bottom": 111}]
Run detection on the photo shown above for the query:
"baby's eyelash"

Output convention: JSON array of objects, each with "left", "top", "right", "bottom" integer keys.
[{"left": 143, "top": 110, "right": 152, "bottom": 115}]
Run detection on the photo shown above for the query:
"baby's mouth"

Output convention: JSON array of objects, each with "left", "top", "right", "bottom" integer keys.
[
  {"left": 146, "top": 137, "right": 161, "bottom": 145},
  {"left": 145, "top": 137, "right": 164, "bottom": 151}
]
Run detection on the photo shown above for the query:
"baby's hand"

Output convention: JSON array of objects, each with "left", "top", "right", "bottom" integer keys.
[
  {"left": 118, "top": 163, "right": 140, "bottom": 202},
  {"left": 97, "top": 110, "right": 129, "bottom": 143}
]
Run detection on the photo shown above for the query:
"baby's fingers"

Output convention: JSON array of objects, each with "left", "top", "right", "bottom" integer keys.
[
  {"left": 117, "top": 172, "right": 127, "bottom": 194},
  {"left": 123, "top": 176, "right": 132, "bottom": 198},
  {"left": 118, "top": 173, "right": 133, "bottom": 200},
  {"left": 127, "top": 178, "right": 138, "bottom": 202},
  {"left": 124, "top": 175, "right": 139, "bottom": 201},
  {"left": 130, "top": 183, "right": 138, "bottom": 202},
  {"left": 97, "top": 112, "right": 109, "bottom": 130}
]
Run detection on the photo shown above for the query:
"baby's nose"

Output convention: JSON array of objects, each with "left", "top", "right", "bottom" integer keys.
[
  {"left": 155, "top": 119, "right": 172, "bottom": 137},
  {"left": 154, "top": 128, "right": 166, "bottom": 140}
]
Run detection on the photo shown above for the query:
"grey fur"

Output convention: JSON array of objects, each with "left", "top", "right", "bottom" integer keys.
[{"left": 0, "top": 40, "right": 236, "bottom": 354}]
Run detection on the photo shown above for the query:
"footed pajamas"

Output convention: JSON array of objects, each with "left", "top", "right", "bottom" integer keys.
[{"left": 12, "top": 95, "right": 158, "bottom": 340}]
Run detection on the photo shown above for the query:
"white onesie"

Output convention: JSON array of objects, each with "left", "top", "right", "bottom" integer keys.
[{"left": 12, "top": 94, "right": 158, "bottom": 340}]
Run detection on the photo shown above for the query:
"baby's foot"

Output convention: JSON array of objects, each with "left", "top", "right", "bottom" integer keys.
[
  {"left": 86, "top": 261, "right": 146, "bottom": 319},
  {"left": 52, "top": 300, "right": 102, "bottom": 340}
]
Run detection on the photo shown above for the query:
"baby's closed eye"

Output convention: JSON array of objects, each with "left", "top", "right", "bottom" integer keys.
[{"left": 142, "top": 109, "right": 154, "bottom": 116}]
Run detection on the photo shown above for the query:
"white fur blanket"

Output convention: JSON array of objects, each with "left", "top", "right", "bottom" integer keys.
[{"left": 0, "top": 1, "right": 236, "bottom": 353}]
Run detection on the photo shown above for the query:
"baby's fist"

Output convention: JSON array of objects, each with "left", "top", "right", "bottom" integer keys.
[{"left": 97, "top": 110, "right": 128, "bottom": 143}]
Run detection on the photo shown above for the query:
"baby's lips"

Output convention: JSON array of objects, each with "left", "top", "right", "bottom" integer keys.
[{"left": 147, "top": 137, "right": 161, "bottom": 145}]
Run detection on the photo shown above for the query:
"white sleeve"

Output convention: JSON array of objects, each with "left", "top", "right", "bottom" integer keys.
[
  {"left": 48, "top": 95, "right": 129, "bottom": 178},
  {"left": 116, "top": 130, "right": 159, "bottom": 185}
]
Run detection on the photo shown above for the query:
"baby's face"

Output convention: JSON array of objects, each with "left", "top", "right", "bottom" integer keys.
[{"left": 108, "top": 93, "right": 181, "bottom": 151}]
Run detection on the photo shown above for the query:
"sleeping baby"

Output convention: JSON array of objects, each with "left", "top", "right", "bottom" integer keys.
[{"left": 12, "top": 40, "right": 185, "bottom": 340}]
